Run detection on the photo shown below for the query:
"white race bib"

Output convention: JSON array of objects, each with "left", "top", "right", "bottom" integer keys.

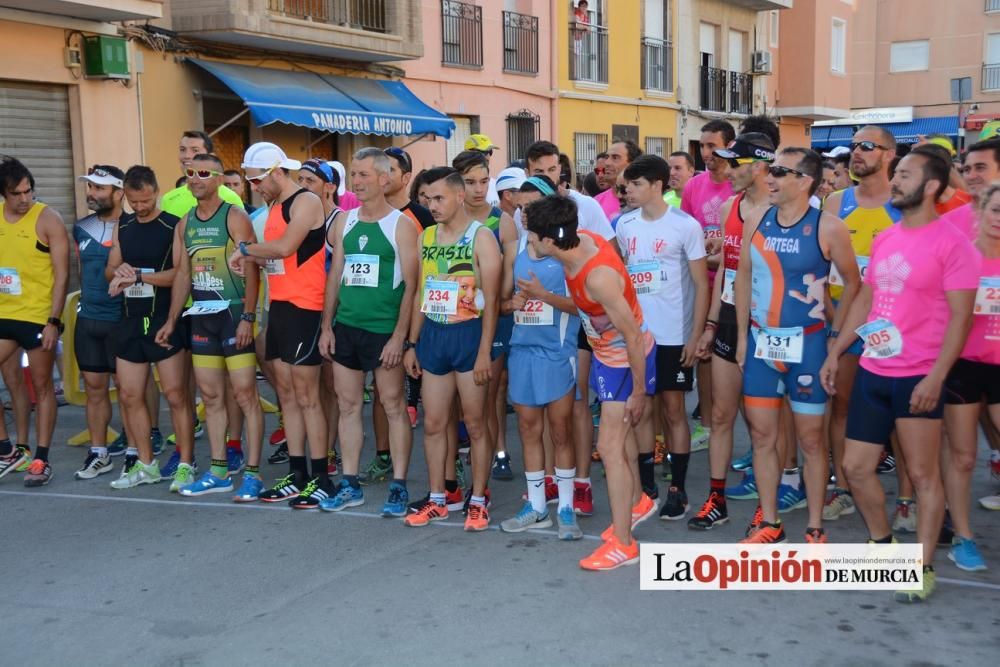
[
  {"left": 0, "top": 267, "right": 22, "bottom": 296},
  {"left": 265, "top": 258, "right": 285, "bottom": 276},
  {"left": 182, "top": 300, "right": 230, "bottom": 317},
  {"left": 974, "top": 276, "right": 1000, "bottom": 316},
  {"left": 421, "top": 280, "right": 458, "bottom": 315},
  {"left": 628, "top": 260, "right": 662, "bottom": 296},
  {"left": 829, "top": 256, "right": 869, "bottom": 288},
  {"left": 514, "top": 299, "right": 554, "bottom": 326},
  {"left": 721, "top": 268, "right": 736, "bottom": 306},
  {"left": 856, "top": 318, "right": 903, "bottom": 359},
  {"left": 753, "top": 326, "right": 804, "bottom": 363},
  {"left": 344, "top": 253, "right": 379, "bottom": 288},
  {"left": 125, "top": 270, "right": 154, "bottom": 299}
]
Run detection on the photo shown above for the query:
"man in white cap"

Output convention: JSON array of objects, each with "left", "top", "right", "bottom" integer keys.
[
  {"left": 328, "top": 161, "right": 361, "bottom": 211},
  {"left": 228, "top": 142, "right": 332, "bottom": 509},
  {"left": 465, "top": 134, "right": 501, "bottom": 206},
  {"left": 822, "top": 146, "right": 854, "bottom": 191},
  {"left": 496, "top": 166, "right": 526, "bottom": 220}
]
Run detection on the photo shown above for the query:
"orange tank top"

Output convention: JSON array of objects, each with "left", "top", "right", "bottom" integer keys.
[{"left": 263, "top": 189, "right": 326, "bottom": 311}]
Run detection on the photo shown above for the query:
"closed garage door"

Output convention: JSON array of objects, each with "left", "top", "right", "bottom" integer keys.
[{"left": 0, "top": 80, "right": 75, "bottom": 222}]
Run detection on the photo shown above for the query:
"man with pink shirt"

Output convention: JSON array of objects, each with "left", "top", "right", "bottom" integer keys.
[
  {"left": 594, "top": 140, "right": 642, "bottom": 221},
  {"left": 941, "top": 138, "right": 1000, "bottom": 241},
  {"left": 821, "top": 147, "right": 980, "bottom": 603}
]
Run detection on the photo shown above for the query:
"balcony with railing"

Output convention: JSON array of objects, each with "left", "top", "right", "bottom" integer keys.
[
  {"left": 503, "top": 10, "right": 539, "bottom": 75},
  {"left": 569, "top": 21, "right": 609, "bottom": 84},
  {"left": 641, "top": 37, "right": 673, "bottom": 93},
  {"left": 169, "top": 0, "right": 421, "bottom": 61},
  {"left": 984, "top": 63, "right": 1000, "bottom": 91},
  {"left": 441, "top": 0, "right": 483, "bottom": 68},
  {"left": 700, "top": 65, "right": 754, "bottom": 114}
]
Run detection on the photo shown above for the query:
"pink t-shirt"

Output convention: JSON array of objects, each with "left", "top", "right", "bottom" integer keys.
[
  {"left": 594, "top": 187, "right": 620, "bottom": 221},
  {"left": 962, "top": 253, "right": 1000, "bottom": 365},
  {"left": 860, "top": 219, "right": 981, "bottom": 377},
  {"left": 939, "top": 202, "right": 978, "bottom": 242},
  {"left": 681, "top": 172, "right": 732, "bottom": 281},
  {"left": 339, "top": 190, "right": 361, "bottom": 211}
]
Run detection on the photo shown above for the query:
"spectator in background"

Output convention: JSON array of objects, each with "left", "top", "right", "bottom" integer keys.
[
  {"left": 595, "top": 139, "right": 642, "bottom": 220},
  {"left": 822, "top": 146, "right": 854, "bottom": 190},
  {"left": 665, "top": 150, "right": 695, "bottom": 208},
  {"left": 495, "top": 166, "right": 526, "bottom": 218},
  {"left": 582, "top": 172, "right": 601, "bottom": 197},
  {"left": 917, "top": 143, "right": 973, "bottom": 215},
  {"left": 558, "top": 153, "right": 575, "bottom": 192},
  {"left": 818, "top": 160, "right": 837, "bottom": 200},
  {"left": 465, "top": 134, "right": 501, "bottom": 206},
  {"left": 594, "top": 152, "right": 611, "bottom": 191},
  {"left": 328, "top": 160, "right": 361, "bottom": 210},
  {"left": 223, "top": 169, "right": 257, "bottom": 214}
]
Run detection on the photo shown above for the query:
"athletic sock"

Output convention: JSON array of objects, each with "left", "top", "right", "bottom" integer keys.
[
  {"left": 344, "top": 474, "right": 360, "bottom": 489},
  {"left": 92, "top": 446, "right": 109, "bottom": 458},
  {"left": 34, "top": 445, "right": 50, "bottom": 463},
  {"left": 430, "top": 492, "right": 446, "bottom": 506},
  {"left": 871, "top": 534, "right": 893, "bottom": 544},
  {"left": 0, "top": 438, "right": 12, "bottom": 456},
  {"left": 311, "top": 457, "right": 329, "bottom": 486},
  {"left": 377, "top": 451, "right": 391, "bottom": 462},
  {"left": 126, "top": 446, "right": 139, "bottom": 458},
  {"left": 525, "top": 470, "right": 546, "bottom": 513},
  {"left": 555, "top": 467, "right": 575, "bottom": 511},
  {"left": 781, "top": 467, "right": 801, "bottom": 488},
  {"left": 638, "top": 452, "right": 655, "bottom": 492},
  {"left": 470, "top": 494, "right": 486, "bottom": 508},
  {"left": 289, "top": 455, "right": 308, "bottom": 485},
  {"left": 210, "top": 459, "right": 228, "bottom": 478},
  {"left": 226, "top": 438, "right": 243, "bottom": 453},
  {"left": 445, "top": 479, "right": 459, "bottom": 493},
  {"left": 710, "top": 477, "right": 726, "bottom": 501},
  {"left": 671, "top": 452, "right": 691, "bottom": 492},
  {"left": 245, "top": 465, "right": 260, "bottom": 478}
]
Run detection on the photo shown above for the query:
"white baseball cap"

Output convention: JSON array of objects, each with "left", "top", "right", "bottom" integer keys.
[
  {"left": 822, "top": 146, "right": 851, "bottom": 159},
  {"left": 78, "top": 166, "right": 124, "bottom": 189},
  {"left": 242, "top": 142, "right": 301, "bottom": 171},
  {"left": 328, "top": 161, "right": 347, "bottom": 196},
  {"left": 495, "top": 166, "right": 526, "bottom": 192}
]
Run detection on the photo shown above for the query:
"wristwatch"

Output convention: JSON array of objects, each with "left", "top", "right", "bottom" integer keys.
[
  {"left": 239, "top": 241, "right": 251, "bottom": 257},
  {"left": 240, "top": 312, "right": 256, "bottom": 323},
  {"left": 46, "top": 317, "right": 64, "bottom": 333},
  {"left": 403, "top": 340, "right": 417, "bottom": 351},
  {"left": 827, "top": 329, "right": 840, "bottom": 339}
]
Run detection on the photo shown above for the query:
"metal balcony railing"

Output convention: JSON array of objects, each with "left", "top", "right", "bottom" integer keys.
[
  {"left": 267, "top": 0, "right": 387, "bottom": 32},
  {"left": 730, "top": 71, "right": 753, "bottom": 114},
  {"left": 442, "top": 0, "right": 483, "bottom": 67},
  {"left": 641, "top": 37, "right": 673, "bottom": 92},
  {"left": 700, "top": 65, "right": 754, "bottom": 114},
  {"left": 983, "top": 63, "right": 1000, "bottom": 91},
  {"left": 987, "top": 0, "right": 1000, "bottom": 13},
  {"left": 569, "top": 22, "right": 609, "bottom": 83},
  {"left": 700, "top": 65, "right": 727, "bottom": 112},
  {"left": 503, "top": 10, "right": 539, "bottom": 74}
]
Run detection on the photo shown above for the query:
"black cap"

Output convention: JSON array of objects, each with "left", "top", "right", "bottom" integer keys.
[{"left": 714, "top": 132, "right": 776, "bottom": 162}]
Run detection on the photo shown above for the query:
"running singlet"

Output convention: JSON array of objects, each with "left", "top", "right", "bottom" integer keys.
[
  {"left": 0, "top": 202, "right": 54, "bottom": 325},
  {"left": 831, "top": 187, "right": 901, "bottom": 299},
  {"left": 338, "top": 209, "right": 405, "bottom": 335},
  {"left": 484, "top": 206, "right": 504, "bottom": 244},
  {"left": 748, "top": 206, "right": 829, "bottom": 330},
  {"left": 935, "top": 189, "right": 972, "bottom": 216},
  {"left": 963, "top": 253, "right": 1000, "bottom": 365},
  {"left": 419, "top": 221, "right": 484, "bottom": 325},
  {"left": 510, "top": 234, "right": 580, "bottom": 361},
  {"left": 75, "top": 214, "right": 122, "bottom": 321},
  {"left": 117, "top": 211, "right": 179, "bottom": 319},
  {"left": 565, "top": 231, "right": 654, "bottom": 367},
  {"left": 720, "top": 193, "right": 745, "bottom": 308},
  {"left": 184, "top": 202, "right": 245, "bottom": 306},
  {"left": 264, "top": 189, "right": 326, "bottom": 311}
]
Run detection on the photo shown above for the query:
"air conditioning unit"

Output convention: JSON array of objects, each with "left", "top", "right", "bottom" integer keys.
[{"left": 751, "top": 50, "right": 773, "bottom": 75}]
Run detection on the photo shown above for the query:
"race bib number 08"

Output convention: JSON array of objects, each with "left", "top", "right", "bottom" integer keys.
[
  {"left": 753, "top": 326, "right": 804, "bottom": 363},
  {"left": 856, "top": 318, "right": 903, "bottom": 359},
  {"left": 422, "top": 280, "right": 458, "bottom": 315},
  {"left": 0, "top": 268, "right": 22, "bottom": 296},
  {"left": 975, "top": 276, "right": 1000, "bottom": 316}
]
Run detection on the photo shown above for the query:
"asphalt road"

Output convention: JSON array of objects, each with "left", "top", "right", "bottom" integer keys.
[{"left": 2, "top": 392, "right": 999, "bottom": 666}]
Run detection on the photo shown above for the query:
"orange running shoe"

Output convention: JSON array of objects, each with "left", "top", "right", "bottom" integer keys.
[
  {"left": 805, "top": 527, "right": 828, "bottom": 543},
  {"left": 404, "top": 502, "right": 448, "bottom": 527},
  {"left": 653, "top": 436, "right": 667, "bottom": 466},
  {"left": 740, "top": 520, "right": 786, "bottom": 544},
  {"left": 744, "top": 505, "right": 764, "bottom": 538},
  {"left": 444, "top": 486, "right": 465, "bottom": 511},
  {"left": 464, "top": 503, "right": 490, "bottom": 531},
  {"left": 579, "top": 534, "right": 640, "bottom": 571},
  {"left": 600, "top": 493, "right": 659, "bottom": 540}
]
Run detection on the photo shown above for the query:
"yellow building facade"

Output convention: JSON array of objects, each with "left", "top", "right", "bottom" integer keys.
[{"left": 557, "top": 1, "right": 680, "bottom": 181}]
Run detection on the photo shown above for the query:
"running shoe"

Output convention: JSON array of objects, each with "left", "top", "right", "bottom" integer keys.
[
  {"left": 445, "top": 487, "right": 466, "bottom": 511},
  {"left": 233, "top": 475, "right": 263, "bottom": 503},
  {"left": 404, "top": 501, "right": 448, "bottom": 527},
  {"left": 259, "top": 474, "right": 301, "bottom": 503},
  {"left": 948, "top": 537, "right": 987, "bottom": 572},
  {"left": 745, "top": 505, "right": 763, "bottom": 537},
  {"left": 990, "top": 454, "right": 1000, "bottom": 481},
  {"left": 267, "top": 442, "right": 289, "bottom": 465},
  {"left": 381, "top": 482, "right": 409, "bottom": 518},
  {"left": 579, "top": 534, "right": 639, "bottom": 571},
  {"left": 731, "top": 449, "right": 753, "bottom": 472},
  {"left": 289, "top": 478, "right": 330, "bottom": 509},
  {"left": 169, "top": 463, "right": 196, "bottom": 493},
  {"left": 876, "top": 451, "right": 896, "bottom": 474},
  {"left": 500, "top": 501, "right": 552, "bottom": 533},
  {"left": 269, "top": 424, "right": 287, "bottom": 447},
  {"left": 14, "top": 446, "right": 31, "bottom": 472},
  {"left": 407, "top": 406, "right": 418, "bottom": 429},
  {"left": 777, "top": 483, "right": 807, "bottom": 513},
  {"left": 894, "top": 568, "right": 936, "bottom": 603},
  {"left": 979, "top": 494, "right": 1000, "bottom": 511},
  {"left": 160, "top": 450, "right": 181, "bottom": 479},
  {"left": 107, "top": 430, "right": 128, "bottom": 457},
  {"left": 23, "top": 459, "right": 53, "bottom": 487},
  {"left": 407, "top": 493, "right": 430, "bottom": 513},
  {"left": 320, "top": 480, "right": 364, "bottom": 512},
  {"left": 658, "top": 486, "right": 689, "bottom": 521},
  {"left": 550, "top": 506, "right": 579, "bottom": 541},
  {"left": 179, "top": 472, "right": 233, "bottom": 497},
  {"left": 226, "top": 448, "right": 245, "bottom": 476},
  {"left": 0, "top": 447, "right": 28, "bottom": 480},
  {"left": 891, "top": 499, "right": 917, "bottom": 533},
  {"left": 690, "top": 423, "right": 710, "bottom": 452},
  {"left": 687, "top": 491, "right": 728, "bottom": 530},
  {"left": 740, "top": 520, "right": 786, "bottom": 544},
  {"left": 573, "top": 481, "right": 594, "bottom": 516},
  {"left": 491, "top": 452, "right": 514, "bottom": 481},
  {"left": 822, "top": 489, "right": 856, "bottom": 521},
  {"left": 110, "top": 459, "right": 161, "bottom": 489},
  {"left": 464, "top": 502, "right": 490, "bottom": 531},
  {"left": 726, "top": 470, "right": 758, "bottom": 500},
  {"left": 75, "top": 452, "right": 113, "bottom": 480},
  {"left": 461, "top": 488, "right": 493, "bottom": 515},
  {"left": 359, "top": 453, "right": 392, "bottom": 486},
  {"left": 150, "top": 429, "right": 164, "bottom": 456},
  {"left": 804, "top": 527, "right": 828, "bottom": 544},
  {"left": 166, "top": 417, "right": 204, "bottom": 446},
  {"left": 653, "top": 436, "right": 667, "bottom": 465},
  {"left": 600, "top": 493, "right": 658, "bottom": 540},
  {"left": 327, "top": 449, "right": 340, "bottom": 476}
]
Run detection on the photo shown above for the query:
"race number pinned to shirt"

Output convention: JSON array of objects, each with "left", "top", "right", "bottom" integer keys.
[
  {"left": 422, "top": 280, "right": 458, "bottom": 315},
  {"left": 344, "top": 253, "right": 380, "bottom": 288},
  {"left": 829, "top": 256, "right": 869, "bottom": 288},
  {"left": 182, "top": 300, "right": 230, "bottom": 317},
  {"left": 0, "top": 268, "right": 22, "bottom": 296},
  {"left": 856, "top": 318, "right": 903, "bottom": 359},
  {"left": 264, "top": 258, "right": 285, "bottom": 276},
  {"left": 514, "top": 299, "right": 554, "bottom": 326},
  {"left": 628, "top": 260, "right": 662, "bottom": 296},
  {"left": 753, "top": 325, "right": 804, "bottom": 363},
  {"left": 125, "top": 269, "right": 154, "bottom": 299},
  {"left": 721, "top": 268, "right": 737, "bottom": 305},
  {"left": 974, "top": 276, "right": 1000, "bottom": 316}
]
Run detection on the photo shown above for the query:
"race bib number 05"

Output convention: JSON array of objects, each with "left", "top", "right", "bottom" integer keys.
[
  {"left": 753, "top": 326, "right": 804, "bottom": 363},
  {"left": 421, "top": 280, "right": 458, "bottom": 315},
  {"left": 856, "top": 318, "right": 903, "bottom": 359}
]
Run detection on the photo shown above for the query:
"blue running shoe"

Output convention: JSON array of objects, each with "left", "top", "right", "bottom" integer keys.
[
  {"left": 731, "top": 450, "right": 753, "bottom": 472},
  {"left": 150, "top": 428, "right": 164, "bottom": 456},
  {"left": 726, "top": 470, "right": 759, "bottom": 500},
  {"left": 227, "top": 448, "right": 245, "bottom": 475},
  {"left": 233, "top": 475, "right": 263, "bottom": 503},
  {"left": 778, "top": 483, "right": 807, "bottom": 513},
  {"left": 108, "top": 430, "right": 128, "bottom": 457},
  {"left": 160, "top": 450, "right": 181, "bottom": 479},
  {"left": 381, "top": 482, "right": 409, "bottom": 518},
  {"left": 948, "top": 537, "right": 987, "bottom": 572},
  {"left": 180, "top": 472, "right": 233, "bottom": 496},
  {"left": 319, "top": 480, "right": 364, "bottom": 512}
]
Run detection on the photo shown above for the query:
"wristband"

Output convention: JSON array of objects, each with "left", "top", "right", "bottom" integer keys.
[
  {"left": 827, "top": 329, "right": 840, "bottom": 339},
  {"left": 240, "top": 312, "right": 256, "bottom": 323},
  {"left": 704, "top": 321, "right": 718, "bottom": 331},
  {"left": 239, "top": 241, "right": 250, "bottom": 257}
]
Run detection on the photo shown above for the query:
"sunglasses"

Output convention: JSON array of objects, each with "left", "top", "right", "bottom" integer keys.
[
  {"left": 185, "top": 168, "right": 223, "bottom": 180},
  {"left": 88, "top": 166, "right": 115, "bottom": 179},
  {"left": 594, "top": 167, "right": 606, "bottom": 175},
  {"left": 726, "top": 157, "right": 763, "bottom": 170},
  {"left": 384, "top": 146, "right": 412, "bottom": 172},
  {"left": 768, "top": 165, "right": 807, "bottom": 179},
  {"left": 849, "top": 141, "right": 888, "bottom": 153},
  {"left": 245, "top": 163, "right": 279, "bottom": 183}
]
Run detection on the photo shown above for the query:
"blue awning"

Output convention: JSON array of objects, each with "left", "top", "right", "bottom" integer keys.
[
  {"left": 189, "top": 59, "right": 454, "bottom": 139},
  {"left": 811, "top": 116, "right": 959, "bottom": 148}
]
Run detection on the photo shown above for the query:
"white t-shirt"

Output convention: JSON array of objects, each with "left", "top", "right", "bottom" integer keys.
[
  {"left": 514, "top": 189, "right": 617, "bottom": 242},
  {"left": 487, "top": 177, "right": 499, "bottom": 207},
  {"left": 615, "top": 205, "right": 706, "bottom": 345}
]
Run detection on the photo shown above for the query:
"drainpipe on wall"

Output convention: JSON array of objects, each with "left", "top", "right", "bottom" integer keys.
[{"left": 549, "top": 0, "right": 559, "bottom": 147}]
